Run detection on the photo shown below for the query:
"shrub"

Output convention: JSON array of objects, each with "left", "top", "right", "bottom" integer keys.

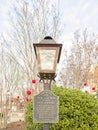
[
  {"left": 25, "top": 86, "right": 98, "bottom": 130},
  {"left": 25, "top": 102, "right": 42, "bottom": 130}
]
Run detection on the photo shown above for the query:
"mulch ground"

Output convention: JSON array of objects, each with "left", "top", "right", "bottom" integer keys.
[{"left": 0, "top": 121, "right": 26, "bottom": 130}]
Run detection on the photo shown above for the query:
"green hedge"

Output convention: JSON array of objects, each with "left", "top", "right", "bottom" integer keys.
[
  {"left": 25, "top": 86, "right": 98, "bottom": 130},
  {"left": 25, "top": 102, "right": 42, "bottom": 130}
]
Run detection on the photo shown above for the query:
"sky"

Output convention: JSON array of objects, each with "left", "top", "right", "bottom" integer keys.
[
  {"left": 0, "top": 0, "right": 98, "bottom": 50},
  {"left": 60, "top": 0, "right": 98, "bottom": 33},
  {"left": 0, "top": 0, "right": 9, "bottom": 33},
  {"left": 59, "top": 0, "right": 98, "bottom": 49}
]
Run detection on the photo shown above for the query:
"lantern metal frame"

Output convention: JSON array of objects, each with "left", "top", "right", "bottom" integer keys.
[{"left": 33, "top": 36, "right": 62, "bottom": 81}]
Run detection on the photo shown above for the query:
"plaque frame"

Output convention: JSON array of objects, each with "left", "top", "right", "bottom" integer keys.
[{"left": 33, "top": 90, "right": 59, "bottom": 123}]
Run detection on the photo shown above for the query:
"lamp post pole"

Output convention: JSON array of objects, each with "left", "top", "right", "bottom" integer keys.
[
  {"left": 43, "top": 123, "right": 50, "bottom": 130},
  {"left": 33, "top": 36, "right": 62, "bottom": 130},
  {"left": 43, "top": 81, "right": 51, "bottom": 130}
]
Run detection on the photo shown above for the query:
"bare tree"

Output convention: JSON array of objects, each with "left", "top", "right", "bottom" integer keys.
[
  {"left": 59, "top": 29, "right": 98, "bottom": 90},
  {"left": 0, "top": 37, "right": 24, "bottom": 127},
  {"left": 1, "top": 0, "right": 60, "bottom": 128},
  {"left": 3, "top": 0, "right": 60, "bottom": 94}
]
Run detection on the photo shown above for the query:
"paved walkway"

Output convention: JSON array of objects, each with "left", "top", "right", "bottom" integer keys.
[
  {"left": 0, "top": 121, "right": 26, "bottom": 130},
  {"left": 0, "top": 110, "right": 25, "bottom": 129},
  {"left": 7, "top": 111, "right": 25, "bottom": 123}
]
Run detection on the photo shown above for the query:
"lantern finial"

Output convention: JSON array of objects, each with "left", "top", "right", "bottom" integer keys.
[{"left": 44, "top": 36, "right": 52, "bottom": 40}]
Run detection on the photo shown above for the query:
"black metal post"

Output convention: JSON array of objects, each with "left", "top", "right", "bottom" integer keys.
[
  {"left": 43, "top": 123, "right": 50, "bottom": 130},
  {"left": 43, "top": 81, "right": 51, "bottom": 130}
]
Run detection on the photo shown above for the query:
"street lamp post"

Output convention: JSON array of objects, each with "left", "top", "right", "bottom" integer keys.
[{"left": 33, "top": 36, "right": 62, "bottom": 130}]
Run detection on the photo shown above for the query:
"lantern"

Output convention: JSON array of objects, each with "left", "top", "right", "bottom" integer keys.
[{"left": 33, "top": 36, "right": 62, "bottom": 80}]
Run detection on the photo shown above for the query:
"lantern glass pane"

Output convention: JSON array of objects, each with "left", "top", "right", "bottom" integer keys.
[{"left": 39, "top": 49, "right": 56, "bottom": 70}]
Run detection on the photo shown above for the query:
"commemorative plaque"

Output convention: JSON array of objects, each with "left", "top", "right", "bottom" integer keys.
[{"left": 33, "top": 90, "right": 59, "bottom": 123}]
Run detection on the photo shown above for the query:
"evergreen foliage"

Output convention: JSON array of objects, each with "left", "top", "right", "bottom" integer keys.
[{"left": 25, "top": 86, "right": 98, "bottom": 130}]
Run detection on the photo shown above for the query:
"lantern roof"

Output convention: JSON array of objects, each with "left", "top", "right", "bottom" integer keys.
[{"left": 40, "top": 36, "right": 56, "bottom": 44}]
